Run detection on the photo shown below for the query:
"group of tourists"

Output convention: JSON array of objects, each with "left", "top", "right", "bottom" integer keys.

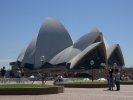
[
  {"left": 108, "top": 68, "right": 121, "bottom": 91},
  {"left": 0, "top": 66, "right": 25, "bottom": 78}
]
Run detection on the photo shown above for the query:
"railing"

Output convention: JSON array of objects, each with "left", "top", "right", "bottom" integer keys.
[
  {"left": 63, "top": 78, "right": 91, "bottom": 82},
  {"left": 0, "top": 78, "right": 32, "bottom": 84},
  {"left": 55, "top": 78, "right": 107, "bottom": 84},
  {"left": 55, "top": 78, "right": 91, "bottom": 84}
]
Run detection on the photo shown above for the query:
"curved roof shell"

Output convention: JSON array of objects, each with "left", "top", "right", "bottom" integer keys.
[
  {"left": 103, "top": 36, "right": 109, "bottom": 49},
  {"left": 16, "top": 18, "right": 124, "bottom": 70},
  {"left": 17, "top": 47, "right": 27, "bottom": 62},
  {"left": 73, "top": 31, "right": 103, "bottom": 50},
  {"left": 107, "top": 44, "right": 125, "bottom": 66},
  {"left": 21, "top": 36, "right": 37, "bottom": 66},
  {"left": 50, "top": 30, "right": 104, "bottom": 66},
  {"left": 69, "top": 42, "right": 107, "bottom": 69},
  {"left": 50, "top": 46, "right": 81, "bottom": 65},
  {"left": 34, "top": 17, "right": 73, "bottom": 68}
]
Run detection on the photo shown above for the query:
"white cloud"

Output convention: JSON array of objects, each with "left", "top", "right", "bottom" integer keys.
[{"left": 0, "top": 59, "right": 16, "bottom": 63}]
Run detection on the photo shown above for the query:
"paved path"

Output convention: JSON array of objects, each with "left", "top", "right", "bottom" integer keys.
[{"left": 0, "top": 85, "right": 133, "bottom": 100}]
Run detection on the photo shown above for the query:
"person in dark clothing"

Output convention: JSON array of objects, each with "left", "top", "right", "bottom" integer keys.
[
  {"left": 9, "top": 70, "right": 14, "bottom": 78},
  {"left": 108, "top": 69, "right": 115, "bottom": 91},
  {"left": 0, "top": 66, "right": 6, "bottom": 78},
  {"left": 21, "top": 69, "right": 25, "bottom": 77},
  {"left": 0, "top": 66, "right": 6, "bottom": 83}
]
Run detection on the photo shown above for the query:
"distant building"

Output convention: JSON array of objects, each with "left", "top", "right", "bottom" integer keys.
[{"left": 10, "top": 17, "right": 125, "bottom": 78}]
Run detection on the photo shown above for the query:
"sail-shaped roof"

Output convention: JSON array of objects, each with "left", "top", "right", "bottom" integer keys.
[
  {"left": 17, "top": 47, "right": 27, "bottom": 62},
  {"left": 16, "top": 18, "right": 124, "bottom": 70},
  {"left": 107, "top": 44, "right": 125, "bottom": 66},
  {"left": 50, "top": 46, "right": 81, "bottom": 65},
  {"left": 73, "top": 30, "right": 103, "bottom": 50},
  {"left": 69, "top": 42, "right": 107, "bottom": 69},
  {"left": 21, "top": 36, "right": 37, "bottom": 66},
  {"left": 34, "top": 17, "right": 73, "bottom": 67},
  {"left": 50, "top": 28, "right": 104, "bottom": 66}
]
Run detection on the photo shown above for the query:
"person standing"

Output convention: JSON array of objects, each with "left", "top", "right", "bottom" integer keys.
[
  {"left": 108, "top": 69, "right": 115, "bottom": 91},
  {"left": 41, "top": 73, "right": 45, "bottom": 85},
  {"left": 15, "top": 68, "right": 21, "bottom": 83},
  {"left": 1, "top": 66, "right": 6, "bottom": 78},
  {"left": 0, "top": 66, "right": 6, "bottom": 83},
  {"left": 16, "top": 68, "right": 21, "bottom": 78},
  {"left": 115, "top": 69, "right": 121, "bottom": 91},
  {"left": 21, "top": 68, "right": 25, "bottom": 77},
  {"left": 21, "top": 68, "right": 25, "bottom": 83}
]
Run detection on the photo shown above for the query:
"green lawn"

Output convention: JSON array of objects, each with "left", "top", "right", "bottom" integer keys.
[
  {"left": 0, "top": 84, "right": 52, "bottom": 88},
  {"left": 62, "top": 81, "right": 133, "bottom": 85},
  {"left": 120, "top": 80, "right": 133, "bottom": 84}
]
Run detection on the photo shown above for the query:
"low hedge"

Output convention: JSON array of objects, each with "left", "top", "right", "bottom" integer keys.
[
  {"left": 0, "top": 84, "right": 64, "bottom": 95},
  {"left": 0, "top": 84, "right": 51, "bottom": 88},
  {"left": 56, "top": 81, "right": 133, "bottom": 88},
  {"left": 120, "top": 81, "right": 133, "bottom": 85},
  {"left": 56, "top": 82, "right": 108, "bottom": 88}
]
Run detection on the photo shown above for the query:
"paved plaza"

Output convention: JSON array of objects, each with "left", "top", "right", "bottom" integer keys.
[{"left": 0, "top": 85, "right": 133, "bottom": 100}]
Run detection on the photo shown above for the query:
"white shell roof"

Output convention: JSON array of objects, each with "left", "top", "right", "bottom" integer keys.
[
  {"left": 17, "top": 47, "right": 27, "bottom": 62},
  {"left": 21, "top": 36, "right": 37, "bottom": 66},
  {"left": 107, "top": 44, "right": 118, "bottom": 60},
  {"left": 69, "top": 42, "right": 102, "bottom": 69},
  {"left": 73, "top": 32, "right": 102, "bottom": 50},
  {"left": 50, "top": 46, "right": 81, "bottom": 65},
  {"left": 103, "top": 36, "right": 109, "bottom": 49},
  {"left": 50, "top": 30, "right": 104, "bottom": 65},
  {"left": 107, "top": 44, "right": 125, "bottom": 65},
  {"left": 17, "top": 18, "right": 124, "bottom": 69},
  {"left": 34, "top": 17, "right": 73, "bottom": 68}
]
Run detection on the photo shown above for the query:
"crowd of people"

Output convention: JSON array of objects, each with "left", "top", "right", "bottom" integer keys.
[
  {"left": 0, "top": 66, "right": 131, "bottom": 91},
  {"left": 0, "top": 66, "right": 25, "bottom": 79},
  {"left": 0, "top": 66, "right": 29, "bottom": 84}
]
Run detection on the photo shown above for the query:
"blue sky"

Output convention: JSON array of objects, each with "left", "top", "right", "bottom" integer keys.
[{"left": 0, "top": 0, "right": 133, "bottom": 69}]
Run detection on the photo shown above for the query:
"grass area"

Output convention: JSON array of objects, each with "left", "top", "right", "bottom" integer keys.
[
  {"left": 0, "top": 84, "right": 52, "bottom": 88},
  {"left": 119, "top": 80, "right": 133, "bottom": 85},
  {"left": 63, "top": 81, "right": 107, "bottom": 84},
  {"left": 62, "top": 81, "right": 133, "bottom": 85}
]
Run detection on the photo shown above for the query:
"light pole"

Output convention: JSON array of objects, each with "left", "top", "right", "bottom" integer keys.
[
  {"left": 40, "top": 56, "right": 45, "bottom": 67},
  {"left": 90, "top": 60, "right": 94, "bottom": 82}
]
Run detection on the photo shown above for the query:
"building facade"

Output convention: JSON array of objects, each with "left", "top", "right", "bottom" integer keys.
[{"left": 10, "top": 17, "right": 125, "bottom": 78}]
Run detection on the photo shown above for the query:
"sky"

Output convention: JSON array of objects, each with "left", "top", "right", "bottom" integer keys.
[{"left": 0, "top": 0, "right": 133, "bottom": 69}]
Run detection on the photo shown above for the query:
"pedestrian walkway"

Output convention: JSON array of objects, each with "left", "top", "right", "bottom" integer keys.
[{"left": 0, "top": 85, "right": 133, "bottom": 100}]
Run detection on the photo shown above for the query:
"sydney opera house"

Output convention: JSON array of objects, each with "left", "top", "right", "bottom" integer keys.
[{"left": 10, "top": 17, "right": 124, "bottom": 77}]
